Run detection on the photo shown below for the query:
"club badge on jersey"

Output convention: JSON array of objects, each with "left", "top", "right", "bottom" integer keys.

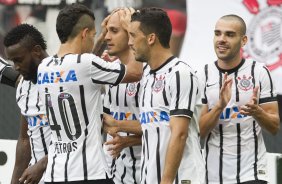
[
  {"left": 153, "top": 75, "right": 165, "bottom": 92},
  {"left": 237, "top": 75, "right": 254, "bottom": 91}
]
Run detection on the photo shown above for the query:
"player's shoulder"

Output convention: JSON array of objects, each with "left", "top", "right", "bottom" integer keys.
[
  {"left": 240, "top": 58, "right": 266, "bottom": 72},
  {"left": 80, "top": 53, "right": 98, "bottom": 60},
  {"left": 247, "top": 58, "right": 264, "bottom": 68},
  {"left": 171, "top": 57, "right": 196, "bottom": 75},
  {"left": 0, "top": 56, "right": 7, "bottom": 63},
  {"left": 41, "top": 55, "right": 53, "bottom": 65}
]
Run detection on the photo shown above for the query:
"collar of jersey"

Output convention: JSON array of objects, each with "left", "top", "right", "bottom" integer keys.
[
  {"left": 150, "top": 55, "right": 175, "bottom": 74},
  {"left": 53, "top": 53, "right": 74, "bottom": 58},
  {"left": 215, "top": 58, "right": 245, "bottom": 75}
]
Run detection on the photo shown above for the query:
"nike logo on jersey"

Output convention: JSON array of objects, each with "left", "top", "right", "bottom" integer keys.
[
  {"left": 206, "top": 82, "right": 217, "bottom": 87},
  {"left": 37, "top": 70, "right": 78, "bottom": 84}
]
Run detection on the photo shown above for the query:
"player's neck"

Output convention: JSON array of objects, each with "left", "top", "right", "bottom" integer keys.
[
  {"left": 149, "top": 47, "right": 173, "bottom": 70},
  {"left": 217, "top": 56, "right": 243, "bottom": 70},
  {"left": 117, "top": 49, "right": 132, "bottom": 65},
  {"left": 57, "top": 39, "right": 82, "bottom": 57}
]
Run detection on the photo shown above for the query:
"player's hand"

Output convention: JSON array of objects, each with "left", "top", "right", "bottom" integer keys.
[
  {"left": 217, "top": 72, "right": 232, "bottom": 109},
  {"left": 18, "top": 161, "right": 45, "bottom": 184},
  {"left": 103, "top": 113, "right": 120, "bottom": 135},
  {"left": 101, "top": 50, "right": 118, "bottom": 62},
  {"left": 101, "top": 14, "right": 112, "bottom": 37},
  {"left": 118, "top": 7, "right": 135, "bottom": 32},
  {"left": 240, "top": 86, "right": 261, "bottom": 116},
  {"left": 105, "top": 133, "right": 125, "bottom": 158}
]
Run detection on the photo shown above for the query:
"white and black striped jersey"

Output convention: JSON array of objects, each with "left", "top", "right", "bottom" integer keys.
[
  {"left": 103, "top": 60, "right": 147, "bottom": 184},
  {"left": 200, "top": 59, "right": 276, "bottom": 184},
  {"left": 16, "top": 78, "right": 51, "bottom": 184},
  {"left": 0, "top": 56, "right": 8, "bottom": 74},
  {"left": 139, "top": 56, "right": 205, "bottom": 184},
  {"left": 37, "top": 53, "right": 126, "bottom": 182}
]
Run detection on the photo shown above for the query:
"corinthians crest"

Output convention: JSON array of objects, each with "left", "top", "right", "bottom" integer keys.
[
  {"left": 126, "top": 82, "right": 138, "bottom": 96},
  {"left": 243, "top": 0, "right": 282, "bottom": 72},
  {"left": 153, "top": 75, "right": 165, "bottom": 92},
  {"left": 237, "top": 75, "right": 254, "bottom": 91}
]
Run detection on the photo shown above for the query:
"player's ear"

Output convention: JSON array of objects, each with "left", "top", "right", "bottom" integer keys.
[
  {"left": 31, "top": 45, "right": 43, "bottom": 57},
  {"left": 81, "top": 28, "right": 89, "bottom": 39},
  {"left": 241, "top": 35, "right": 248, "bottom": 47},
  {"left": 147, "top": 33, "right": 156, "bottom": 46}
]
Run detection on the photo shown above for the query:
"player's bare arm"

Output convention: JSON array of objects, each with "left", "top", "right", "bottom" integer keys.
[
  {"left": 161, "top": 116, "right": 189, "bottom": 184},
  {"left": 11, "top": 116, "right": 31, "bottom": 184},
  {"left": 103, "top": 113, "right": 142, "bottom": 135},
  {"left": 105, "top": 134, "right": 142, "bottom": 158},
  {"left": 240, "top": 86, "right": 280, "bottom": 134},
  {"left": 200, "top": 72, "right": 233, "bottom": 138},
  {"left": 121, "top": 53, "right": 143, "bottom": 83}
]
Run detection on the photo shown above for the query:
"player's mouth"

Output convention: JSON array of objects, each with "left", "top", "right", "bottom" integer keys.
[
  {"left": 107, "top": 44, "right": 114, "bottom": 48},
  {"left": 217, "top": 45, "right": 228, "bottom": 52}
]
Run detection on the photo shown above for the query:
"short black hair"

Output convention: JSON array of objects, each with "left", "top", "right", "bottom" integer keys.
[
  {"left": 3, "top": 24, "right": 47, "bottom": 50},
  {"left": 220, "top": 14, "right": 247, "bottom": 35},
  {"left": 56, "top": 3, "right": 95, "bottom": 43},
  {"left": 131, "top": 7, "right": 172, "bottom": 48}
]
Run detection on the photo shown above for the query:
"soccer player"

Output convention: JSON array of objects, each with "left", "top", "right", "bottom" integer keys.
[
  {"left": 36, "top": 4, "right": 142, "bottom": 183},
  {"left": 199, "top": 14, "right": 280, "bottom": 184},
  {"left": 103, "top": 9, "right": 144, "bottom": 184},
  {"left": 103, "top": 7, "right": 205, "bottom": 184},
  {"left": 4, "top": 24, "right": 51, "bottom": 184}
]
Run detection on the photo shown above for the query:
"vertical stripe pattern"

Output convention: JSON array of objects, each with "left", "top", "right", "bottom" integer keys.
[
  {"left": 175, "top": 71, "right": 180, "bottom": 109},
  {"left": 156, "top": 127, "right": 161, "bottom": 184},
  {"left": 235, "top": 71, "right": 239, "bottom": 102},
  {"left": 253, "top": 121, "right": 258, "bottom": 180},
  {"left": 219, "top": 124, "right": 223, "bottom": 184},
  {"left": 236, "top": 123, "right": 241, "bottom": 183},
  {"left": 80, "top": 85, "right": 89, "bottom": 180}
]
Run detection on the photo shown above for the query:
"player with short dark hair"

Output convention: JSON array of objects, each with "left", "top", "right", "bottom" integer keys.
[
  {"left": 37, "top": 3, "right": 142, "bottom": 183},
  {"left": 4, "top": 23, "right": 51, "bottom": 184},
  {"left": 104, "top": 7, "right": 205, "bottom": 184},
  {"left": 199, "top": 14, "right": 280, "bottom": 184},
  {"left": 102, "top": 9, "right": 144, "bottom": 184}
]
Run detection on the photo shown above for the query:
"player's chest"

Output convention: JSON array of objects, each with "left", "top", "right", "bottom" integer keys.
[
  {"left": 109, "top": 82, "right": 140, "bottom": 103},
  {"left": 145, "top": 72, "right": 169, "bottom": 89},
  {"left": 206, "top": 72, "right": 256, "bottom": 106}
]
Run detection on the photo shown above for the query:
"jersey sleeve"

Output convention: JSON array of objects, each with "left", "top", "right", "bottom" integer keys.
[
  {"left": 258, "top": 65, "right": 277, "bottom": 104},
  {"left": 169, "top": 66, "right": 199, "bottom": 119},
  {"left": 89, "top": 54, "right": 126, "bottom": 86}
]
